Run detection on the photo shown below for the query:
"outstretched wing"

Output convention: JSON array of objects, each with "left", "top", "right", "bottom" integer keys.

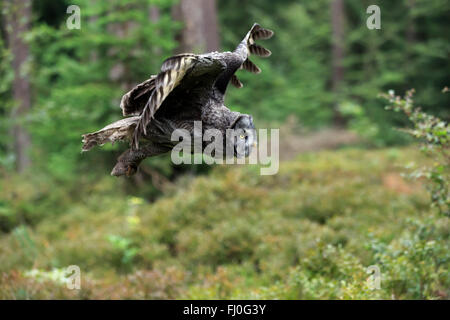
[
  {"left": 228, "top": 23, "right": 274, "bottom": 89},
  {"left": 82, "top": 116, "right": 140, "bottom": 152},
  {"left": 123, "top": 23, "right": 273, "bottom": 150},
  {"left": 130, "top": 54, "right": 198, "bottom": 149},
  {"left": 120, "top": 75, "right": 157, "bottom": 116},
  {"left": 130, "top": 53, "right": 228, "bottom": 149}
]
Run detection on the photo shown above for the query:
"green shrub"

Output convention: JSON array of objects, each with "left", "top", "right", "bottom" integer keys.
[
  {"left": 382, "top": 89, "right": 449, "bottom": 216},
  {"left": 0, "top": 148, "right": 448, "bottom": 299}
]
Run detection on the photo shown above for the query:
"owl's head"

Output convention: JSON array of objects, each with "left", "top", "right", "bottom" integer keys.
[{"left": 230, "top": 114, "right": 257, "bottom": 158}]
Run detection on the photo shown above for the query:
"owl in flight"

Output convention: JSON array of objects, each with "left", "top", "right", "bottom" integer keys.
[{"left": 82, "top": 23, "right": 274, "bottom": 176}]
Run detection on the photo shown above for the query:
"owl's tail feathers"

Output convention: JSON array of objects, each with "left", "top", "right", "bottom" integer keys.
[{"left": 81, "top": 116, "right": 140, "bottom": 152}]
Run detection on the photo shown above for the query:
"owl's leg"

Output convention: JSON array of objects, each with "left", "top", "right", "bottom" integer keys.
[{"left": 111, "top": 142, "right": 171, "bottom": 177}]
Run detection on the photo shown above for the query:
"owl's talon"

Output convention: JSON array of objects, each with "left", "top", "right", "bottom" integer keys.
[{"left": 126, "top": 165, "right": 133, "bottom": 177}]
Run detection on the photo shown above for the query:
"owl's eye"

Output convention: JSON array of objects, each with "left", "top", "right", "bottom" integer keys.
[{"left": 239, "top": 134, "right": 245, "bottom": 139}]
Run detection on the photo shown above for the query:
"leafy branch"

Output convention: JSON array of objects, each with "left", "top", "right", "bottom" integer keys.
[{"left": 381, "top": 88, "right": 449, "bottom": 216}]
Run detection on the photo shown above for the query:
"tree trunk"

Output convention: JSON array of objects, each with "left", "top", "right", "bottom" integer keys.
[
  {"left": 201, "top": 0, "right": 220, "bottom": 52},
  {"left": 406, "top": 0, "right": 416, "bottom": 46},
  {"left": 330, "top": 0, "right": 345, "bottom": 126},
  {"left": 4, "top": 0, "right": 32, "bottom": 172},
  {"left": 172, "top": 0, "right": 220, "bottom": 53},
  {"left": 149, "top": 5, "right": 160, "bottom": 22},
  {"left": 149, "top": 5, "right": 162, "bottom": 57}
]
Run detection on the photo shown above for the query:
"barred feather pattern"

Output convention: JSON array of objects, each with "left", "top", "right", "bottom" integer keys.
[
  {"left": 120, "top": 76, "right": 156, "bottom": 116},
  {"left": 248, "top": 44, "right": 272, "bottom": 57},
  {"left": 231, "top": 74, "right": 243, "bottom": 88},
  {"left": 234, "top": 23, "right": 273, "bottom": 88},
  {"left": 131, "top": 54, "right": 196, "bottom": 150},
  {"left": 82, "top": 117, "right": 140, "bottom": 152},
  {"left": 242, "top": 59, "right": 261, "bottom": 74}
]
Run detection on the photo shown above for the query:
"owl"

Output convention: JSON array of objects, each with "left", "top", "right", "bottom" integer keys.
[{"left": 82, "top": 23, "right": 274, "bottom": 176}]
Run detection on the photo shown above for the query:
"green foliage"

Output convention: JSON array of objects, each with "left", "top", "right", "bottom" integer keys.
[
  {"left": 382, "top": 89, "right": 449, "bottom": 215},
  {"left": 219, "top": 0, "right": 333, "bottom": 126},
  {"left": 0, "top": 0, "right": 449, "bottom": 301},
  {"left": 0, "top": 30, "right": 14, "bottom": 169},
  {"left": 107, "top": 235, "right": 139, "bottom": 272},
  {"left": 0, "top": 148, "right": 448, "bottom": 299},
  {"left": 219, "top": 0, "right": 450, "bottom": 139},
  {"left": 12, "top": 0, "right": 178, "bottom": 181},
  {"left": 342, "top": 0, "right": 450, "bottom": 145},
  {"left": 1, "top": 0, "right": 448, "bottom": 181},
  {"left": 338, "top": 101, "right": 381, "bottom": 144}
]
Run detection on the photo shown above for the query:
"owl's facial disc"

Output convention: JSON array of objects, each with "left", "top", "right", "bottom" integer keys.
[{"left": 231, "top": 115, "right": 256, "bottom": 158}]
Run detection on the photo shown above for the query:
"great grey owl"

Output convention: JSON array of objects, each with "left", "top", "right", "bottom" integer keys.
[{"left": 82, "top": 23, "right": 274, "bottom": 176}]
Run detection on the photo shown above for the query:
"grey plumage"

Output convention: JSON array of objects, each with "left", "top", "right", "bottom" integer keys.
[{"left": 82, "top": 23, "right": 274, "bottom": 177}]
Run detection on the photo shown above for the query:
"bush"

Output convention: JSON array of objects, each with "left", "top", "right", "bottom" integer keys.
[
  {"left": 381, "top": 89, "right": 449, "bottom": 216},
  {"left": 1, "top": 147, "right": 448, "bottom": 299}
]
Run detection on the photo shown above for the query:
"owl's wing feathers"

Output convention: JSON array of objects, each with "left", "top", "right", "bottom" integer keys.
[
  {"left": 82, "top": 24, "right": 272, "bottom": 152},
  {"left": 131, "top": 54, "right": 198, "bottom": 149},
  {"left": 120, "top": 76, "right": 156, "bottom": 116},
  {"left": 82, "top": 116, "right": 140, "bottom": 152},
  {"left": 126, "top": 24, "right": 273, "bottom": 150},
  {"left": 229, "top": 23, "right": 274, "bottom": 88},
  {"left": 131, "top": 53, "right": 228, "bottom": 150},
  {"left": 120, "top": 53, "right": 203, "bottom": 118},
  {"left": 120, "top": 53, "right": 201, "bottom": 118}
]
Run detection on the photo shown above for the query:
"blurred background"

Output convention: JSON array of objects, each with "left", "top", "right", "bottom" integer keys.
[{"left": 0, "top": 0, "right": 448, "bottom": 299}]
